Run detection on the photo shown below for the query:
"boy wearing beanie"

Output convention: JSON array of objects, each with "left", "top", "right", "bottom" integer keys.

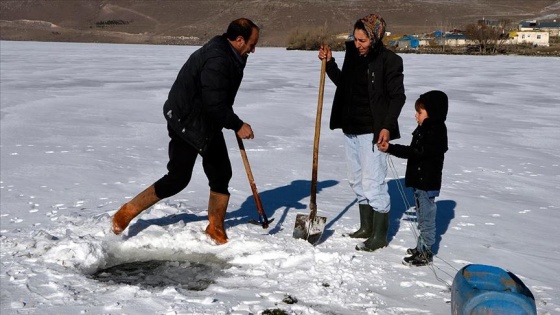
[{"left": 378, "top": 90, "right": 449, "bottom": 266}]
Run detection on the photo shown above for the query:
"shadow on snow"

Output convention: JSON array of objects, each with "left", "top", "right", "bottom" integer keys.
[
  {"left": 125, "top": 179, "right": 339, "bottom": 237},
  {"left": 387, "top": 178, "right": 456, "bottom": 254},
  {"left": 125, "top": 177, "right": 454, "bottom": 253},
  {"left": 227, "top": 179, "right": 339, "bottom": 234}
]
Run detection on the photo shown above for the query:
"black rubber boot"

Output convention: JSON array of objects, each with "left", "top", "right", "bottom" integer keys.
[
  {"left": 348, "top": 204, "right": 374, "bottom": 238},
  {"left": 403, "top": 250, "right": 433, "bottom": 266},
  {"left": 356, "top": 211, "right": 389, "bottom": 252}
]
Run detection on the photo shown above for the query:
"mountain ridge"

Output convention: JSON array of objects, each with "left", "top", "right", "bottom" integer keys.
[{"left": 1, "top": 0, "right": 559, "bottom": 46}]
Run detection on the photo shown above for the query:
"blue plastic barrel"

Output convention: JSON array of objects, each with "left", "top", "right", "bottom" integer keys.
[{"left": 451, "top": 264, "right": 536, "bottom": 315}]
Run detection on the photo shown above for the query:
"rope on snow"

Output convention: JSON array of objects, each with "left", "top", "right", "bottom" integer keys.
[{"left": 387, "top": 155, "right": 456, "bottom": 290}]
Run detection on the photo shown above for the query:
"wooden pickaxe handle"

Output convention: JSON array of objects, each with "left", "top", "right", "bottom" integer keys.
[{"left": 236, "top": 134, "right": 270, "bottom": 228}]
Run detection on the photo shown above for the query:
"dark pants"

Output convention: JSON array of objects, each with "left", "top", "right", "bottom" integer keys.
[{"left": 154, "top": 126, "right": 232, "bottom": 198}]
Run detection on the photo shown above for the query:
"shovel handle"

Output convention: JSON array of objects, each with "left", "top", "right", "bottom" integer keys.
[
  {"left": 309, "top": 58, "right": 327, "bottom": 219},
  {"left": 236, "top": 134, "right": 270, "bottom": 228}
]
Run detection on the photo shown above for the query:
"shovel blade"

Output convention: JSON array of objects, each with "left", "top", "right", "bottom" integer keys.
[{"left": 293, "top": 213, "right": 327, "bottom": 245}]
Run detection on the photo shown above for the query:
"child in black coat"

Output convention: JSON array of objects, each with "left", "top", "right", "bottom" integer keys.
[{"left": 378, "top": 90, "right": 448, "bottom": 266}]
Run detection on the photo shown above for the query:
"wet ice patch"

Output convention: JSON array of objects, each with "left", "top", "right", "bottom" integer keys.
[
  {"left": 91, "top": 254, "right": 230, "bottom": 291},
  {"left": 35, "top": 216, "right": 232, "bottom": 293}
]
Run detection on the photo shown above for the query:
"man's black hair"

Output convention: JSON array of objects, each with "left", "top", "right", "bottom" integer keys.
[{"left": 226, "top": 18, "right": 259, "bottom": 41}]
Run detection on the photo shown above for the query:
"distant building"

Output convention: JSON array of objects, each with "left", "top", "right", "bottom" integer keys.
[
  {"left": 413, "top": 32, "right": 470, "bottom": 48},
  {"left": 390, "top": 34, "right": 420, "bottom": 49},
  {"left": 389, "top": 22, "right": 552, "bottom": 49},
  {"left": 478, "top": 19, "right": 502, "bottom": 28},
  {"left": 508, "top": 31, "right": 550, "bottom": 47},
  {"left": 437, "top": 33, "right": 468, "bottom": 47},
  {"left": 519, "top": 20, "right": 560, "bottom": 36}
]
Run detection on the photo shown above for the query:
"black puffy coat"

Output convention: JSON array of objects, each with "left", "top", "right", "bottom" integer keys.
[
  {"left": 163, "top": 35, "right": 245, "bottom": 155},
  {"left": 387, "top": 90, "right": 449, "bottom": 191},
  {"left": 326, "top": 41, "right": 406, "bottom": 141}
]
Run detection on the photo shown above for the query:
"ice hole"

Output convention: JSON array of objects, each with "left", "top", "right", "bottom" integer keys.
[{"left": 90, "top": 253, "right": 230, "bottom": 291}]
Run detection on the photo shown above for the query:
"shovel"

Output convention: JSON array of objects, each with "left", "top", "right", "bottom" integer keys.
[
  {"left": 293, "top": 58, "right": 328, "bottom": 245},
  {"left": 236, "top": 134, "right": 273, "bottom": 228}
]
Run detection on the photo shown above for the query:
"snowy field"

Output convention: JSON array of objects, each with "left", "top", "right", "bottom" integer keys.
[{"left": 1, "top": 40, "right": 559, "bottom": 314}]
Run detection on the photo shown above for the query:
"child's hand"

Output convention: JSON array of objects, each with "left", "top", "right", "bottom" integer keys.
[{"left": 377, "top": 141, "right": 389, "bottom": 152}]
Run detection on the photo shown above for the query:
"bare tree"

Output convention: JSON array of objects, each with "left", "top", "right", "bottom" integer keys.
[
  {"left": 493, "top": 19, "right": 517, "bottom": 52},
  {"left": 465, "top": 23, "right": 504, "bottom": 54},
  {"left": 498, "top": 18, "right": 516, "bottom": 31}
]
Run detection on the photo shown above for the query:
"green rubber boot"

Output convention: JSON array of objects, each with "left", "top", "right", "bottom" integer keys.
[
  {"left": 348, "top": 204, "right": 374, "bottom": 238},
  {"left": 356, "top": 211, "right": 389, "bottom": 252}
]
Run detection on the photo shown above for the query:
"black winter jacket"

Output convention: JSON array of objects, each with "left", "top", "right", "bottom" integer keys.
[
  {"left": 326, "top": 41, "right": 406, "bottom": 141},
  {"left": 163, "top": 35, "right": 245, "bottom": 155},
  {"left": 387, "top": 91, "right": 449, "bottom": 191}
]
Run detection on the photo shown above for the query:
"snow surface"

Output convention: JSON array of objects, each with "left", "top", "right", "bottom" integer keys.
[{"left": 1, "top": 40, "right": 559, "bottom": 315}]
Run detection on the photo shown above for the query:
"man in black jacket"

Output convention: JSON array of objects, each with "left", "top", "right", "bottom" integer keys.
[{"left": 112, "top": 18, "right": 259, "bottom": 245}]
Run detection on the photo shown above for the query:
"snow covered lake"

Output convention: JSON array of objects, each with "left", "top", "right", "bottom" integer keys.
[{"left": 1, "top": 40, "right": 559, "bottom": 314}]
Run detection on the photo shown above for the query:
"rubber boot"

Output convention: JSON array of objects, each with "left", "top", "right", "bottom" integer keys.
[
  {"left": 356, "top": 211, "right": 389, "bottom": 252},
  {"left": 205, "top": 191, "right": 229, "bottom": 245},
  {"left": 348, "top": 204, "right": 374, "bottom": 238},
  {"left": 112, "top": 184, "right": 160, "bottom": 235}
]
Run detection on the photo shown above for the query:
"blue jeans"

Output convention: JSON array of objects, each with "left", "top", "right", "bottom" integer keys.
[
  {"left": 414, "top": 188, "right": 438, "bottom": 252},
  {"left": 344, "top": 133, "right": 390, "bottom": 213}
]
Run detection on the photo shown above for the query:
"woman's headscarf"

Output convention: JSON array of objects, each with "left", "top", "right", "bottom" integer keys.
[{"left": 359, "top": 13, "right": 386, "bottom": 46}]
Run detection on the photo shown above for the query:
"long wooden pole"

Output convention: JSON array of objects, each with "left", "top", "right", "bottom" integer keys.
[
  {"left": 236, "top": 134, "right": 270, "bottom": 228},
  {"left": 309, "top": 58, "right": 327, "bottom": 221}
]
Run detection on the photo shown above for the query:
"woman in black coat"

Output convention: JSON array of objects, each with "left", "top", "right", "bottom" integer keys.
[{"left": 319, "top": 13, "right": 406, "bottom": 252}]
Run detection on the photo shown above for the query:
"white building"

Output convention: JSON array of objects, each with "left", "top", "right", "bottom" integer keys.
[{"left": 509, "top": 31, "right": 550, "bottom": 47}]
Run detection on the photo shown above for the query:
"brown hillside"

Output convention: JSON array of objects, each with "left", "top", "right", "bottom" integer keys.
[{"left": 1, "top": 0, "right": 559, "bottom": 46}]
